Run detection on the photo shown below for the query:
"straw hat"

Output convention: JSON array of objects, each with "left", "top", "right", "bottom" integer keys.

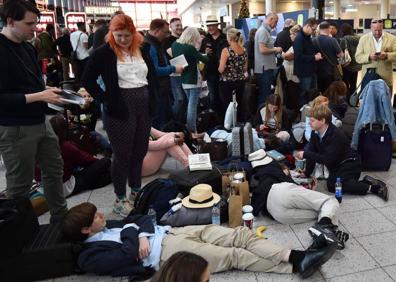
[
  {"left": 248, "top": 149, "right": 273, "bottom": 168},
  {"left": 182, "top": 184, "right": 221, "bottom": 209},
  {"left": 206, "top": 15, "right": 220, "bottom": 26}
]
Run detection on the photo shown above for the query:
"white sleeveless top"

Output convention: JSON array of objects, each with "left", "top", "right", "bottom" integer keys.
[{"left": 117, "top": 53, "right": 148, "bottom": 89}]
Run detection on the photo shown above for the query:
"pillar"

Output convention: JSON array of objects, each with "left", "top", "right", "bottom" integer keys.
[
  {"left": 380, "top": 0, "right": 390, "bottom": 19},
  {"left": 266, "top": 0, "right": 275, "bottom": 14},
  {"left": 334, "top": 0, "right": 340, "bottom": 19}
]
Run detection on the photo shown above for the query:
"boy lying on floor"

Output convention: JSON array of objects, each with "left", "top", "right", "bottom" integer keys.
[{"left": 62, "top": 202, "right": 337, "bottom": 280}]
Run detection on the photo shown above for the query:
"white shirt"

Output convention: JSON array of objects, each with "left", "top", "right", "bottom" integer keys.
[
  {"left": 70, "top": 30, "right": 89, "bottom": 60},
  {"left": 117, "top": 54, "right": 148, "bottom": 89},
  {"left": 372, "top": 34, "right": 383, "bottom": 52}
]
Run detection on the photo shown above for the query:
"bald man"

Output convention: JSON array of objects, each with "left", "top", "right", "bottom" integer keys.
[
  {"left": 254, "top": 13, "right": 283, "bottom": 106},
  {"left": 355, "top": 19, "right": 396, "bottom": 92}
]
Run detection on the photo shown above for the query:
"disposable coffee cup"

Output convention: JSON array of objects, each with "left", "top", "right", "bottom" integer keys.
[
  {"left": 242, "top": 213, "right": 254, "bottom": 230},
  {"left": 242, "top": 205, "right": 253, "bottom": 214}
]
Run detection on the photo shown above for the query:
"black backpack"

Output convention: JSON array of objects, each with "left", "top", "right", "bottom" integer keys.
[{"left": 133, "top": 179, "right": 179, "bottom": 221}]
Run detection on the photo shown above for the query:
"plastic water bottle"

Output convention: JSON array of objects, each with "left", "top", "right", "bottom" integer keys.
[
  {"left": 212, "top": 204, "right": 221, "bottom": 225},
  {"left": 148, "top": 206, "right": 157, "bottom": 226},
  {"left": 335, "top": 177, "right": 342, "bottom": 203}
]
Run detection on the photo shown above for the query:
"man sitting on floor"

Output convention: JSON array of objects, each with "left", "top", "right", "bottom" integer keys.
[{"left": 62, "top": 202, "right": 337, "bottom": 279}]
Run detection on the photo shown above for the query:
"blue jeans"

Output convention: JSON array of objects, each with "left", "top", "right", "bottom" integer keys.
[
  {"left": 299, "top": 75, "right": 317, "bottom": 92},
  {"left": 170, "top": 76, "right": 186, "bottom": 123},
  {"left": 184, "top": 87, "right": 201, "bottom": 132},
  {"left": 257, "top": 69, "right": 276, "bottom": 107}
]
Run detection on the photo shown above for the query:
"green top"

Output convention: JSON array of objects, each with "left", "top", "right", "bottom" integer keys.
[{"left": 171, "top": 41, "right": 208, "bottom": 85}]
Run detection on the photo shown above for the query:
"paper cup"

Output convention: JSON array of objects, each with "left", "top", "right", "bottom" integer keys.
[
  {"left": 242, "top": 205, "right": 253, "bottom": 214},
  {"left": 242, "top": 213, "right": 254, "bottom": 230}
]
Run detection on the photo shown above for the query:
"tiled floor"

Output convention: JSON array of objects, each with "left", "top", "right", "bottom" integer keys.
[{"left": 2, "top": 155, "right": 396, "bottom": 282}]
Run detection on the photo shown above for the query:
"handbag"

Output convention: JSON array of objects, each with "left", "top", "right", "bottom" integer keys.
[
  {"left": 314, "top": 37, "right": 343, "bottom": 81},
  {"left": 199, "top": 138, "right": 228, "bottom": 161},
  {"left": 338, "top": 39, "right": 352, "bottom": 67}
]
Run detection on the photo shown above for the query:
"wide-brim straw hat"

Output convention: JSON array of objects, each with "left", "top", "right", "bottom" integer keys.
[{"left": 182, "top": 184, "right": 221, "bottom": 209}]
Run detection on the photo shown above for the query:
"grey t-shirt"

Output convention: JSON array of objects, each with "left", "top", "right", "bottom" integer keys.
[{"left": 254, "top": 23, "right": 276, "bottom": 73}]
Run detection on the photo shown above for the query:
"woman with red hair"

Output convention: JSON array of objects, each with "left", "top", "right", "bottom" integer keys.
[{"left": 82, "top": 14, "right": 155, "bottom": 217}]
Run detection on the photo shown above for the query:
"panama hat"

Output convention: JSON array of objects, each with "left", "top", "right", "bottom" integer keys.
[
  {"left": 248, "top": 149, "right": 273, "bottom": 168},
  {"left": 182, "top": 184, "right": 221, "bottom": 209},
  {"left": 206, "top": 15, "right": 220, "bottom": 26}
]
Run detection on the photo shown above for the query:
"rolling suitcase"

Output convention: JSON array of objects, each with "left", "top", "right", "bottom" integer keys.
[
  {"left": 230, "top": 92, "right": 254, "bottom": 159},
  {"left": 358, "top": 123, "right": 392, "bottom": 171}
]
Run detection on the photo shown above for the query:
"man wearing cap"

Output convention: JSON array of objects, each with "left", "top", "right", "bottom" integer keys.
[
  {"left": 199, "top": 15, "right": 228, "bottom": 113},
  {"left": 355, "top": 19, "right": 396, "bottom": 92},
  {"left": 63, "top": 198, "right": 337, "bottom": 279},
  {"left": 275, "top": 18, "right": 295, "bottom": 66},
  {"left": 254, "top": 13, "right": 283, "bottom": 107}
]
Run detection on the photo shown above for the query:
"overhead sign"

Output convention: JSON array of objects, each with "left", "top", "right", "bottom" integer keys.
[
  {"left": 65, "top": 12, "right": 86, "bottom": 32},
  {"left": 36, "top": 12, "right": 56, "bottom": 33},
  {"left": 85, "top": 6, "right": 120, "bottom": 15}
]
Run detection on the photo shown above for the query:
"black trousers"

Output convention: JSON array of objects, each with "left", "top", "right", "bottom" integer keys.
[
  {"left": 72, "top": 158, "right": 112, "bottom": 195},
  {"left": 317, "top": 75, "right": 334, "bottom": 94},
  {"left": 327, "top": 158, "right": 369, "bottom": 195},
  {"left": 219, "top": 80, "right": 245, "bottom": 123},
  {"left": 103, "top": 87, "right": 151, "bottom": 197},
  {"left": 342, "top": 68, "right": 358, "bottom": 99}
]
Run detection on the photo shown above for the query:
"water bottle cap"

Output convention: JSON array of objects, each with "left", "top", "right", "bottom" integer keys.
[{"left": 336, "top": 177, "right": 341, "bottom": 182}]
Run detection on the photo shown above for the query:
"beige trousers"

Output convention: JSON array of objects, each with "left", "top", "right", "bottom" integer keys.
[
  {"left": 267, "top": 182, "right": 339, "bottom": 225},
  {"left": 160, "top": 225, "right": 292, "bottom": 274}
]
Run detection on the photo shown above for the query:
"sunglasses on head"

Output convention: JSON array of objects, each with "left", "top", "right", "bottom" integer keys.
[{"left": 371, "top": 20, "right": 383, "bottom": 24}]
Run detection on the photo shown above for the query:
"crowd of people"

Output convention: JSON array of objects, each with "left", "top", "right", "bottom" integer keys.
[{"left": 1, "top": 0, "right": 396, "bottom": 280}]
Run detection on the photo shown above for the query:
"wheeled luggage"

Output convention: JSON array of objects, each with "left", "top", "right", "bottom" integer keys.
[{"left": 358, "top": 123, "right": 392, "bottom": 171}]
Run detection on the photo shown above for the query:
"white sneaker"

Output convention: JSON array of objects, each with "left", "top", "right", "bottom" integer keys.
[{"left": 113, "top": 197, "right": 133, "bottom": 217}]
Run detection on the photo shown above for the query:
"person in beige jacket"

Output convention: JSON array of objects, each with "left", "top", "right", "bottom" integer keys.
[{"left": 355, "top": 19, "right": 396, "bottom": 92}]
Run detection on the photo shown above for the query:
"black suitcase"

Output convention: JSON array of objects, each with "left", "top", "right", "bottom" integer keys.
[
  {"left": 168, "top": 164, "right": 223, "bottom": 196},
  {"left": 1, "top": 222, "right": 83, "bottom": 281},
  {"left": 358, "top": 123, "right": 392, "bottom": 171}
]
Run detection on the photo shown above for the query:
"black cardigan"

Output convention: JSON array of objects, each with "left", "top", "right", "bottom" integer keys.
[
  {"left": 0, "top": 34, "right": 46, "bottom": 126},
  {"left": 303, "top": 123, "right": 356, "bottom": 176},
  {"left": 82, "top": 43, "right": 157, "bottom": 120}
]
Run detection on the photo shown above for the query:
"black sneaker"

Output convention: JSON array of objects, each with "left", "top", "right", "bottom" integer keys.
[
  {"left": 297, "top": 244, "right": 337, "bottom": 278},
  {"left": 308, "top": 222, "right": 345, "bottom": 250},
  {"left": 363, "top": 175, "right": 389, "bottom": 201}
]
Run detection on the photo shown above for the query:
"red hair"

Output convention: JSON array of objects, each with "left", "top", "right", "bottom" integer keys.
[{"left": 106, "top": 14, "right": 143, "bottom": 61}]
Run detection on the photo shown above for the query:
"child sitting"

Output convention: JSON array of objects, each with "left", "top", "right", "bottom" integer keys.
[{"left": 257, "top": 94, "right": 290, "bottom": 142}]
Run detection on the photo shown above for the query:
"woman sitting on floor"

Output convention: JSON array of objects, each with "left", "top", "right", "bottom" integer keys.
[
  {"left": 36, "top": 115, "right": 112, "bottom": 198},
  {"left": 142, "top": 127, "right": 192, "bottom": 177}
]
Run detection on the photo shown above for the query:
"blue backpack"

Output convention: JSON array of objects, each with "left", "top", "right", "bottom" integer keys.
[{"left": 133, "top": 179, "right": 179, "bottom": 221}]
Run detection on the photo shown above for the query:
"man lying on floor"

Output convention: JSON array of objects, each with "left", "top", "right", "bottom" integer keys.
[
  {"left": 250, "top": 154, "right": 348, "bottom": 249},
  {"left": 62, "top": 203, "right": 337, "bottom": 280}
]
